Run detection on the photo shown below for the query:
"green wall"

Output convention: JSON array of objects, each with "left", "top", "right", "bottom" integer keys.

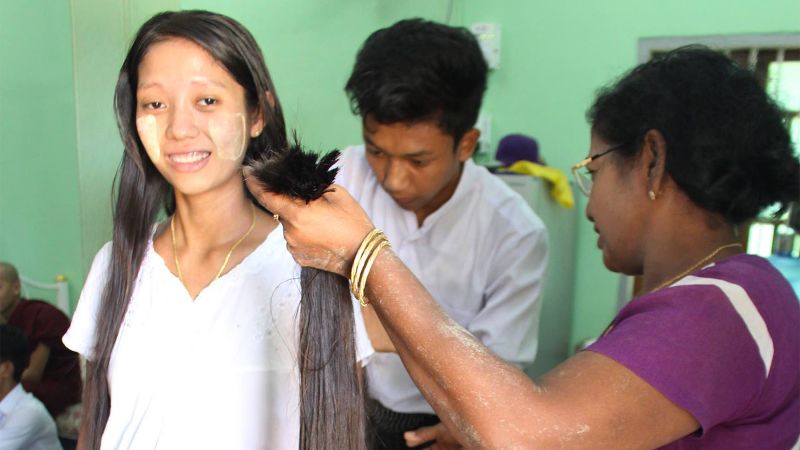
[
  {"left": 181, "top": 0, "right": 465, "bottom": 151},
  {"left": 71, "top": 0, "right": 179, "bottom": 293},
  {"left": 0, "top": 1, "right": 82, "bottom": 305},
  {"left": 1, "top": 0, "right": 797, "bottom": 345},
  {"left": 0, "top": 0, "right": 176, "bottom": 310}
]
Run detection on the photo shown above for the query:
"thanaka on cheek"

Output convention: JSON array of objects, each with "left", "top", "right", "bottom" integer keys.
[
  {"left": 136, "top": 114, "right": 161, "bottom": 163},
  {"left": 209, "top": 112, "right": 247, "bottom": 161}
]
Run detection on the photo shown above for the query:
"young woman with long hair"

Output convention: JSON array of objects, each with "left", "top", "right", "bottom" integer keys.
[{"left": 64, "top": 10, "right": 368, "bottom": 449}]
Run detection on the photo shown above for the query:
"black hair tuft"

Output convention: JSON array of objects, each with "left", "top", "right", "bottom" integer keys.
[{"left": 249, "top": 139, "right": 340, "bottom": 203}]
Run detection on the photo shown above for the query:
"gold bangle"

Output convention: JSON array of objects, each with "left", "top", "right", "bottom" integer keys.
[
  {"left": 355, "top": 240, "right": 390, "bottom": 306},
  {"left": 350, "top": 230, "right": 386, "bottom": 294},
  {"left": 349, "top": 228, "right": 390, "bottom": 307},
  {"left": 351, "top": 233, "right": 386, "bottom": 302},
  {"left": 350, "top": 229, "right": 383, "bottom": 285}
]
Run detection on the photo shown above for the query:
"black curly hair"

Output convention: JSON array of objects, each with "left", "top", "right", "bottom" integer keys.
[
  {"left": 345, "top": 18, "right": 488, "bottom": 143},
  {"left": 588, "top": 45, "right": 799, "bottom": 224},
  {"left": 0, "top": 325, "right": 28, "bottom": 382}
]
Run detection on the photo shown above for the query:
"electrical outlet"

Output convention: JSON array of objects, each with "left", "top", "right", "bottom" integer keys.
[{"left": 470, "top": 23, "right": 501, "bottom": 69}]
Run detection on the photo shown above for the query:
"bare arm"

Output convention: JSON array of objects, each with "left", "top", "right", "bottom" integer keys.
[
  {"left": 365, "top": 250, "right": 697, "bottom": 448},
  {"left": 21, "top": 343, "right": 50, "bottom": 384},
  {"left": 247, "top": 179, "right": 698, "bottom": 449}
]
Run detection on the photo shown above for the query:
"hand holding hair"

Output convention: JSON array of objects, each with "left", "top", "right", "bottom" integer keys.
[
  {"left": 246, "top": 142, "right": 369, "bottom": 450},
  {"left": 244, "top": 172, "right": 375, "bottom": 277}
]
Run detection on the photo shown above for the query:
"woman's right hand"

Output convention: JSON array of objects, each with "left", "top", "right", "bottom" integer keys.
[{"left": 245, "top": 171, "right": 375, "bottom": 277}]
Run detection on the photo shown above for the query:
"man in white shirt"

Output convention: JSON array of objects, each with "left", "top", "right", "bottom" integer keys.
[
  {"left": 339, "top": 18, "right": 548, "bottom": 449},
  {"left": 0, "top": 325, "right": 61, "bottom": 450}
]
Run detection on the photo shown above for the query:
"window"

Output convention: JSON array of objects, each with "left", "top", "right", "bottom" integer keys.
[{"left": 618, "top": 34, "right": 800, "bottom": 306}]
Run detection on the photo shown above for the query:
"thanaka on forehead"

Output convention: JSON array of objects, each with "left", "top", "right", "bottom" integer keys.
[
  {"left": 136, "top": 37, "right": 235, "bottom": 91},
  {"left": 137, "top": 78, "right": 231, "bottom": 91}
]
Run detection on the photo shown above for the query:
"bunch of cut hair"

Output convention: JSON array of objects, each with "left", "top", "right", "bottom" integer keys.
[{"left": 249, "top": 141, "right": 367, "bottom": 450}]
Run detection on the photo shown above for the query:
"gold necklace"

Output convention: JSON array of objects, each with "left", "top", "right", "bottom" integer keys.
[
  {"left": 170, "top": 202, "right": 256, "bottom": 289},
  {"left": 602, "top": 241, "right": 743, "bottom": 338},
  {"left": 649, "top": 242, "right": 743, "bottom": 293}
]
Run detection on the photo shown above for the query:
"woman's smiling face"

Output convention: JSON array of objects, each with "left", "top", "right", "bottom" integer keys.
[{"left": 135, "top": 37, "right": 262, "bottom": 197}]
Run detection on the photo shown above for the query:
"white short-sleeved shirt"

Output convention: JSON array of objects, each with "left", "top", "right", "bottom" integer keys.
[
  {"left": 337, "top": 145, "right": 548, "bottom": 414},
  {"left": 64, "top": 225, "right": 372, "bottom": 450},
  {"left": 0, "top": 384, "right": 61, "bottom": 450}
]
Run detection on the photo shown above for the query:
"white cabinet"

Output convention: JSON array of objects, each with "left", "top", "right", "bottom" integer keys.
[{"left": 496, "top": 173, "right": 579, "bottom": 378}]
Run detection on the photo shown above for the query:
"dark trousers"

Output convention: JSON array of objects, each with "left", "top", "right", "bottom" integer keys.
[{"left": 366, "top": 398, "right": 440, "bottom": 450}]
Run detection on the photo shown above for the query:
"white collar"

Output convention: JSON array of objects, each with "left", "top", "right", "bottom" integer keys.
[{"left": 0, "top": 384, "right": 25, "bottom": 427}]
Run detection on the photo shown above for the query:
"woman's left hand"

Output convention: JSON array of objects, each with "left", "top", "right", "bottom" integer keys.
[{"left": 404, "top": 423, "right": 463, "bottom": 449}]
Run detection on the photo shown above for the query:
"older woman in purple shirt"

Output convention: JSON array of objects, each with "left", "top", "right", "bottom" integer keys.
[{"left": 248, "top": 46, "right": 799, "bottom": 449}]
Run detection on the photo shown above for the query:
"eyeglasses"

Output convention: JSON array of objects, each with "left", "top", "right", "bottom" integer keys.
[{"left": 570, "top": 143, "right": 626, "bottom": 196}]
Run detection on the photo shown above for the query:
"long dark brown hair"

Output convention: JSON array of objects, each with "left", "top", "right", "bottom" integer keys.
[
  {"left": 250, "top": 145, "right": 367, "bottom": 450},
  {"left": 81, "top": 10, "right": 293, "bottom": 448}
]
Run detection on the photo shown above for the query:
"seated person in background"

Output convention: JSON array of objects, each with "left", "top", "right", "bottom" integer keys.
[
  {"left": 0, "top": 263, "right": 81, "bottom": 419},
  {"left": 0, "top": 325, "right": 62, "bottom": 450},
  {"left": 338, "top": 18, "right": 548, "bottom": 449}
]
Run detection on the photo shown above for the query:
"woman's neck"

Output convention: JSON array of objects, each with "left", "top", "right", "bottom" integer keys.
[
  {"left": 171, "top": 183, "right": 253, "bottom": 251},
  {"left": 157, "top": 179, "right": 277, "bottom": 299},
  {"left": 640, "top": 207, "right": 741, "bottom": 294}
]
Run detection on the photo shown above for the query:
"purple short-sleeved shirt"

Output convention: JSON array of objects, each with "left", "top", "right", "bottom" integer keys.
[{"left": 588, "top": 254, "right": 800, "bottom": 449}]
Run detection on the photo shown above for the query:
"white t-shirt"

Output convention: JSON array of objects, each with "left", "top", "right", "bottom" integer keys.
[
  {"left": 0, "top": 384, "right": 61, "bottom": 450},
  {"left": 337, "top": 145, "right": 548, "bottom": 414},
  {"left": 64, "top": 225, "right": 372, "bottom": 450}
]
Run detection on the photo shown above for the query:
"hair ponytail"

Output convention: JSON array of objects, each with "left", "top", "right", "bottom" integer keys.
[{"left": 250, "top": 145, "right": 367, "bottom": 450}]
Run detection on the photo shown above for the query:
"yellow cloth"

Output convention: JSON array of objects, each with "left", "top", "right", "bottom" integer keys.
[{"left": 500, "top": 161, "right": 575, "bottom": 209}]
